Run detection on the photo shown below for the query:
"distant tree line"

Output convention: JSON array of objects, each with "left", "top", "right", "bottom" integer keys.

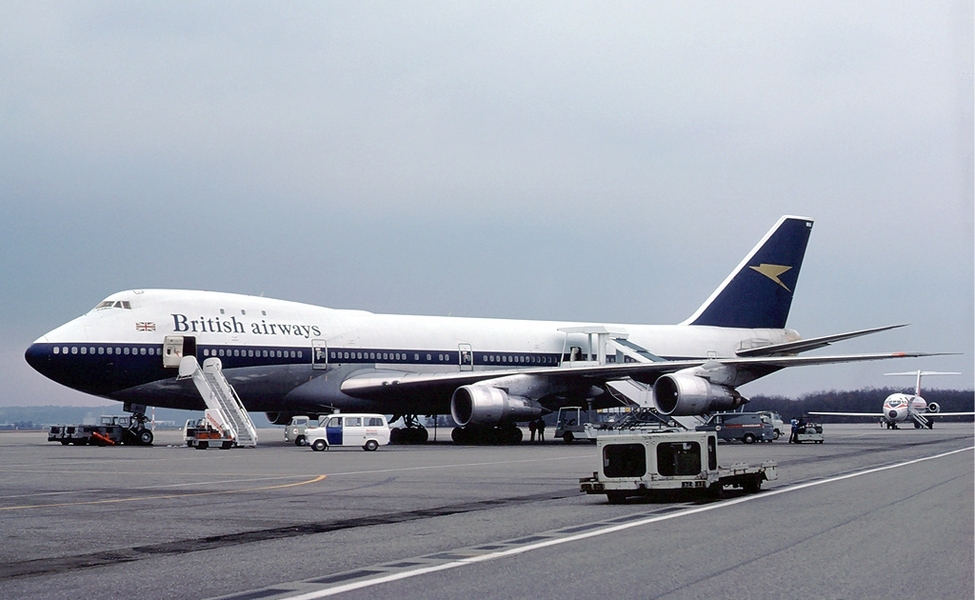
[
  {"left": 0, "top": 405, "right": 272, "bottom": 429},
  {"left": 748, "top": 388, "right": 975, "bottom": 422},
  {"left": 2, "top": 390, "right": 973, "bottom": 429},
  {"left": 0, "top": 421, "right": 37, "bottom": 430}
]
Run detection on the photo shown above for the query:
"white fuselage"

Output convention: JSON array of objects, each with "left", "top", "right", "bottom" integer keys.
[
  {"left": 27, "top": 289, "right": 798, "bottom": 415},
  {"left": 882, "top": 393, "right": 929, "bottom": 424}
]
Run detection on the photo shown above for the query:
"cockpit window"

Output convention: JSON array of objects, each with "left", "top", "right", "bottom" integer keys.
[{"left": 95, "top": 300, "right": 132, "bottom": 310}]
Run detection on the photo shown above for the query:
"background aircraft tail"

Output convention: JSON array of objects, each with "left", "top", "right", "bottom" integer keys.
[
  {"left": 885, "top": 370, "right": 960, "bottom": 396},
  {"left": 682, "top": 215, "right": 814, "bottom": 329}
]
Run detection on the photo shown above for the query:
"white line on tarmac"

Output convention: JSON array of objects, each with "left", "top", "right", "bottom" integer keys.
[{"left": 281, "top": 445, "right": 975, "bottom": 600}]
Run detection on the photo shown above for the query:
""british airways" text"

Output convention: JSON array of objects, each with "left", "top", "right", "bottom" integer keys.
[{"left": 171, "top": 314, "right": 322, "bottom": 338}]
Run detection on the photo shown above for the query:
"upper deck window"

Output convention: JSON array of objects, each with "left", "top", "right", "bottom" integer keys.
[{"left": 95, "top": 300, "right": 132, "bottom": 310}]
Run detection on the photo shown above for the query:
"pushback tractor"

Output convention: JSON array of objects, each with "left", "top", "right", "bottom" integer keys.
[{"left": 48, "top": 414, "right": 154, "bottom": 446}]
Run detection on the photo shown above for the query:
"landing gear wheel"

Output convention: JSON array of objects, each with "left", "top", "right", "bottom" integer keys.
[
  {"left": 504, "top": 425, "right": 523, "bottom": 445},
  {"left": 138, "top": 429, "right": 154, "bottom": 445},
  {"left": 708, "top": 483, "right": 724, "bottom": 499},
  {"left": 451, "top": 427, "right": 468, "bottom": 445},
  {"left": 389, "top": 415, "right": 429, "bottom": 444}
]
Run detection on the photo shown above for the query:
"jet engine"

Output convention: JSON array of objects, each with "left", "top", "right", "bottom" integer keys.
[
  {"left": 653, "top": 372, "right": 744, "bottom": 416},
  {"left": 450, "top": 385, "right": 543, "bottom": 426},
  {"left": 265, "top": 412, "right": 298, "bottom": 426},
  {"left": 926, "top": 402, "right": 940, "bottom": 414}
]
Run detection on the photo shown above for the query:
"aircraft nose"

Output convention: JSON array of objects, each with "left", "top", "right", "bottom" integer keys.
[{"left": 25, "top": 342, "right": 54, "bottom": 378}]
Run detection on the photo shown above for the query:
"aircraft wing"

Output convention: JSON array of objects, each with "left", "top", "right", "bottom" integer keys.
[
  {"left": 340, "top": 351, "right": 945, "bottom": 402},
  {"left": 927, "top": 412, "right": 975, "bottom": 417},
  {"left": 339, "top": 360, "right": 699, "bottom": 402}
]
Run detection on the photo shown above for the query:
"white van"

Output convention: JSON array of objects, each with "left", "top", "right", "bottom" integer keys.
[
  {"left": 284, "top": 415, "right": 318, "bottom": 446},
  {"left": 305, "top": 414, "right": 391, "bottom": 451},
  {"left": 757, "top": 411, "right": 786, "bottom": 440}
]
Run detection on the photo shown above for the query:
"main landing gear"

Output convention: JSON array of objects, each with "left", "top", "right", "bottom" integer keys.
[
  {"left": 450, "top": 423, "right": 523, "bottom": 445},
  {"left": 389, "top": 414, "right": 429, "bottom": 444}
]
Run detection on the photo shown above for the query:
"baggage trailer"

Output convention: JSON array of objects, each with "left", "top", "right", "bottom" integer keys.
[
  {"left": 580, "top": 430, "right": 776, "bottom": 503},
  {"left": 793, "top": 421, "right": 825, "bottom": 444}
]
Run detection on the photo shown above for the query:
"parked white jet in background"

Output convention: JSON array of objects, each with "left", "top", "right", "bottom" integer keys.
[
  {"left": 26, "top": 216, "right": 945, "bottom": 444},
  {"left": 811, "top": 371, "right": 970, "bottom": 429}
]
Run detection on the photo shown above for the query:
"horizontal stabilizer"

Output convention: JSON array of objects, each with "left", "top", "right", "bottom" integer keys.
[{"left": 736, "top": 324, "right": 908, "bottom": 357}]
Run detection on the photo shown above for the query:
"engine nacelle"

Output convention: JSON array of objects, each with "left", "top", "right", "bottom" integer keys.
[
  {"left": 926, "top": 402, "right": 940, "bottom": 414},
  {"left": 653, "top": 373, "right": 744, "bottom": 416},
  {"left": 450, "top": 385, "right": 543, "bottom": 427},
  {"left": 265, "top": 412, "right": 298, "bottom": 426}
]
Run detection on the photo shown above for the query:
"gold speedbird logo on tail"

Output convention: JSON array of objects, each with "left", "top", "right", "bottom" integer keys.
[{"left": 749, "top": 264, "right": 793, "bottom": 292}]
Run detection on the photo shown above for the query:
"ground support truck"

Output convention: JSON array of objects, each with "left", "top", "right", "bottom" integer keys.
[
  {"left": 580, "top": 430, "right": 777, "bottom": 503},
  {"left": 182, "top": 406, "right": 244, "bottom": 449},
  {"left": 284, "top": 415, "right": 318, "bottom": 446},
  {"left": 48, "top": 414, "right": 154, "bottom": 446},
  {"left": 559, "top": 407, "right": 688, "bottom": 443}
]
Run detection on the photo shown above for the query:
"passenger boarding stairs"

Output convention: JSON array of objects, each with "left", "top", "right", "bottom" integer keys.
[
  {"left": 910, "top": 412, "right": 930, "bottom": 429},
  {"left": 178, "top": 356, "right": 259, "bottom": 447},
  {"left": 556, "top": 328, "right": 706, "bottom": 429}
]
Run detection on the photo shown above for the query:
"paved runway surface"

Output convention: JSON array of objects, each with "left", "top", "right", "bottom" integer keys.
[{"left": 1, "top": 424, "right": 971, "bottom": 599}]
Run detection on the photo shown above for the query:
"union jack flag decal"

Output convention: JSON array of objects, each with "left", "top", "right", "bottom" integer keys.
[{"left": 136, "top": 322, "right": 156, "bottom": 332}]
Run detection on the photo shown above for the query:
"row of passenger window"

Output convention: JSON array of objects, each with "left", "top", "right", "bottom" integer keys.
[
  {"left": 51, "top": 345, "right": 304, "bottom": 360},
  {"left": 327, "top": 350, "right": 558, "bottom": 365},
  {"left": 330, "top": 351, "right": 441, "bottom": 362},
  {"left": 202, "top": 348, "right": 302, "bottom": 359},
  {"left": 54, "top": 344, "right": 554, "bottom": 365},
  {"left": 482, "top": 354, "right": 556, "bottom": 365},
  {"left": 53, "top": 345, "right": 158, "bottom": 356}
]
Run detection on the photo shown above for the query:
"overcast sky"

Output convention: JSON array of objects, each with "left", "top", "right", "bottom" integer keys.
[{"left": 1, "top": 1, "right": 972, "bottom": 408}]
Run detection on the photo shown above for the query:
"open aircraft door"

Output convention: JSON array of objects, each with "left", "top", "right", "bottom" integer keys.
[
  {"left": 312, "top": 339, "right": 328, "bottom": 370},
  {"left": 163, "top": 335, "right": 196, "bottom": 369},
  {"left": 459, "top": 343, "right": 473, "bottom": 372}
]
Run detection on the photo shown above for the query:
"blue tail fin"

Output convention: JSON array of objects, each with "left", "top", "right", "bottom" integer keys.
[{"left": 683, "top": 216, "right": 814, "bottom": 329}]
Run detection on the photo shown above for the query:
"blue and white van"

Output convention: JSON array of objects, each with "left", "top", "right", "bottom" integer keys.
[{"left": 305, "top": 413, "right": 391, "bottom": 451}]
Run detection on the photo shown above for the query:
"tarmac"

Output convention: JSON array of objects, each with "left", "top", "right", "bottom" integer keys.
[{"left": 1, "top": 423, "right": 972, "bottom": 600}]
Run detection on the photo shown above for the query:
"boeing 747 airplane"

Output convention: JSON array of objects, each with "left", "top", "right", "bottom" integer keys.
[{"left": 25, "top": 216, "right": 942, "bottom": 443}]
